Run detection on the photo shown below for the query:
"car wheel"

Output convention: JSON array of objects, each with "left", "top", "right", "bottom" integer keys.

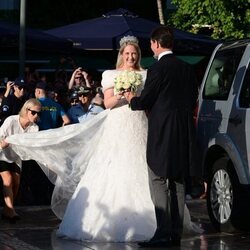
[{"left": 207, "top": 157, "right": 241, "bottom": 232}]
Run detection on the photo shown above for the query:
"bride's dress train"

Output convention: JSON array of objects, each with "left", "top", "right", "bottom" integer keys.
[
  {"left": 6, "top": 105, "right": 202, "bottom": 242},
  {"left": 56, "top": 105, "right": 156, "bottom": 241}
]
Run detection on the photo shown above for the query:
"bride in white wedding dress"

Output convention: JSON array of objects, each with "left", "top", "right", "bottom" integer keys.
[{"left": 5, "top": 36, "right": 202, "bottom": 242}]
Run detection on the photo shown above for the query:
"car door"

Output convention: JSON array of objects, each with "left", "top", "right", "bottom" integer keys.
[{"left": 226, "top": 49, "right": 250, "bottom": 184}]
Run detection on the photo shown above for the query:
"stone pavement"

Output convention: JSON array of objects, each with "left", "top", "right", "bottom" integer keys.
[{"left": 1, "top": 200, "right": 250, "bottom": 250}]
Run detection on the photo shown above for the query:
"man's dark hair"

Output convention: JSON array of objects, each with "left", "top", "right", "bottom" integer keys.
[{"left": 151, "top": 26, "right": 174, "bottom": 49}]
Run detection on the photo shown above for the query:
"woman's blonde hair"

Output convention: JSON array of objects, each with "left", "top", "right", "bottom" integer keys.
[
  {"left": 116, "top": 36, "right": 142, "bottom": 70},
  {"left": 19, "top": 98, "right": 41, "bottom": 118}
]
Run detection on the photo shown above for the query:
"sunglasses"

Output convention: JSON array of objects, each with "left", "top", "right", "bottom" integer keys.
[
  {"left": 71, "top": 99, "right": 79, "bottom": 105},
  {"left": 28, "top": 109, "right": 41, "bottom": 116},
  {"left": 75, "top": 77, "right": 82, "bottom": 80}
]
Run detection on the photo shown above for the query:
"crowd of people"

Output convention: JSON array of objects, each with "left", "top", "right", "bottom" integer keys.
[
  {"left": 0, "top": 67, "right": 105, "bottom": 127},
  {"left": 0, "top": 25, "right": 206, "bottom": 247}
]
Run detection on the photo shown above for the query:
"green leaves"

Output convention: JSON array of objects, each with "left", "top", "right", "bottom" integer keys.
[{"left": 169, "top": 0, "right": 250, "bottom": 39}]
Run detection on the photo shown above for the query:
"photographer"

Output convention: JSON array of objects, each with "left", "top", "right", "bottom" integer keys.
[
  {"left": 68, "top": 67, "right": 92, "bottom": 90},
  {"left": 0, "top": 77, "right": 27, "bottom": 126},
  {"left": 66, "top": 90, "right": 84, "bottom": 124}
]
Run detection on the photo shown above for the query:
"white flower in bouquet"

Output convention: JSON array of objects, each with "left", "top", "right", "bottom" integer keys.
[{"left": 114, "top": 70, "right": 143, "bottom": 93}]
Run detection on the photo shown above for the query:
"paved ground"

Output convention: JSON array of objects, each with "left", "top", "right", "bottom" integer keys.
[{"left": 1, "top": 200, "right": 250, "bottom": 250}]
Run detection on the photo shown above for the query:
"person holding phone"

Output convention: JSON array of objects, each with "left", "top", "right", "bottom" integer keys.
[{"left": 0, "top": 77, "right": 27, "bottom": 126}]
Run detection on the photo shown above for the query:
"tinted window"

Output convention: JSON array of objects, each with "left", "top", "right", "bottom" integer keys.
[
  {"left": 239, "top": 65, "right": 250, "bottom": 108},
  {"left": 203, "top": 46, "right": 246, "bottom": 100}
]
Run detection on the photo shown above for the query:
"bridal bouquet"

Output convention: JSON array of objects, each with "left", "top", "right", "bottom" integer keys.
[{"left": 114, "top": 70, "right": 143, "bottom": 93}]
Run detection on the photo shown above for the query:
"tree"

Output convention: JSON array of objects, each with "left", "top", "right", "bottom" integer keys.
[
  {"left": 157, "top": 0, "right": 165, "bottom": 24},
  {"left": 169, "top": 0, "right": 250, "bottom": 39}
]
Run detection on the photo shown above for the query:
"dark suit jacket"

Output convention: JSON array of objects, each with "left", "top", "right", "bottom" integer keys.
[{"left": 130, "top": 54, "right": 200, "bottom": 179}]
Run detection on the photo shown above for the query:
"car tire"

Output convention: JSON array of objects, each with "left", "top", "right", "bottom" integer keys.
[{"left": 207, "top": 157, "right": 245, "bottom": 232}]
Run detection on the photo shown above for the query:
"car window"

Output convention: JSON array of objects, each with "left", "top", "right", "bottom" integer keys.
[
  {"left": 203, "top": 46, "right": 245, "bottom": 100},
  {"left": 239, "top": 65, "right": 250, "bottom": 108}
]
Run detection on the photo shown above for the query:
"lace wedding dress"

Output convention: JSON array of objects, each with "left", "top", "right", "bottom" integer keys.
[{"left": 6, "top": 70, "right": 202, "bottom": 242}]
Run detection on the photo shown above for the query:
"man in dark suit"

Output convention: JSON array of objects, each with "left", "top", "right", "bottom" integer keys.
[{"left": 125, "top": 26, "right": 200, "bottom": 248}]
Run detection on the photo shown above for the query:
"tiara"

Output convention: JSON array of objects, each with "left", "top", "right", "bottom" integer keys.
[{"left": 119, "top": 35, "right": 138, "bottom": 47}]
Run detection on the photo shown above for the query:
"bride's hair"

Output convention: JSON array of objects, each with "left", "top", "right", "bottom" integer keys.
[{"left": 116, "top": 36, "right": 142, "bottom": 70}]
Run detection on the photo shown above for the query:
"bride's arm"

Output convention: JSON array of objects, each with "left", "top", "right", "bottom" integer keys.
[{"left": 103, "top": 88, "right": 123, "bottom": 109}]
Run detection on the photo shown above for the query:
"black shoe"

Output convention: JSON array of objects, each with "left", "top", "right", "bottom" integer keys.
[
  {"left": 1, "top": 214, "right": 20, "bottom": 223},
  {"left": 171, "top": 238, "right": 181, "bottom": 247},
  {"left": 170, "top": 235, "right": 181, "bottom": 247},
  {"left": 138, "top": 239, "right": 172, "bottom": 248}
]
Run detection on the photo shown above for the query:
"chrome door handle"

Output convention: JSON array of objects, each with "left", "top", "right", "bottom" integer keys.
[{"left": 229, "top": 115, "right": 242, "bottom": 126}]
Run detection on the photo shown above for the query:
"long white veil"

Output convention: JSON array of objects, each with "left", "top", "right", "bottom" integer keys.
[{"left": 6, "top": 109, "right": 110, "bottom": 218}]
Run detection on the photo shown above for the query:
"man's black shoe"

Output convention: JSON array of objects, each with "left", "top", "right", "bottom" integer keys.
[
  {"left": 170, "top": 235, "right": 181, "bottom": 247},
  {"left": 138, "top": 239, "right": 172, "bottom": 248},
  {"left": 171, "top": 238, "right": 181, "bottom": 247}
]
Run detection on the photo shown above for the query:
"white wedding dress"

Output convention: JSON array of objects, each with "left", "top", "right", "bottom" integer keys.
[{"left": 6, "top": 70, "right": 202, "bottom": 242}]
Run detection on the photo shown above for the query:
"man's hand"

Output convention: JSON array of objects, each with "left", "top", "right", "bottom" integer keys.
[{"left": 124, "top": 91, "right": 136, "bottom": 104}]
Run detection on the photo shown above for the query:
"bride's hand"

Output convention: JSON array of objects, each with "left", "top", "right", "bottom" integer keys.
[{"left": 116, "top": 91, "right": 124, "bottom": 100}]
